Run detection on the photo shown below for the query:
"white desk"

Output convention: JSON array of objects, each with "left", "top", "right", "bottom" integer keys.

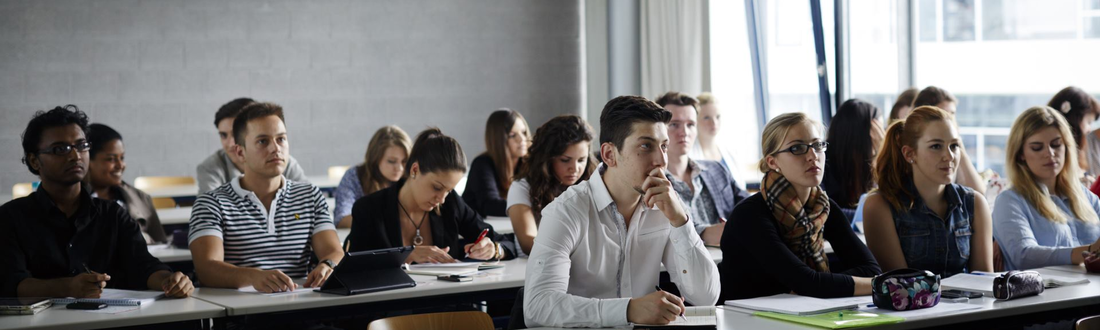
[
  {"left": 822, "top": 233, "right": 866, "bottom": 254},
  {"left": 306, "top": 175, "right": 340, "bottom": 189},
  {"left": 143, "top": 176, "right": 339, "bottom": 200},
  {"left": 484, "top": 216, "right": 512, "bottom": 234},
  {"left": 192, "top": 258, "right": 529, "bottom": 316},
  {"left": 0, "top": 295, "right": 225, "bottom": 330}
]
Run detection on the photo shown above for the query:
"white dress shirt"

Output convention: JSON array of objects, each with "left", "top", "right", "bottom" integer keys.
[{"left": 523, "top": 164, "right": 720, "bottom": 328}]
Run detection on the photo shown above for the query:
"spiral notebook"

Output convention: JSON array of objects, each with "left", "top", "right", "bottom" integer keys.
[
  {"left": 634, "top": 306, "right": 717, "bottom": 329},
  {"left": 51, "top": 289, "right": 164, "bottom": 306}
]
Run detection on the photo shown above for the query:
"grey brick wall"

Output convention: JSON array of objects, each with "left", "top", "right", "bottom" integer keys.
[{"left": 0, "top": 0, "right": 583, "bottom": 195}]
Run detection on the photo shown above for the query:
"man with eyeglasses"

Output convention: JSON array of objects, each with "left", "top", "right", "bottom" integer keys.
[
  {"left": 656, "top": 92, "right": 749, "bottom": 247},
  {"left": 0, "top": 105, "right": 194, "bottom": 299}
]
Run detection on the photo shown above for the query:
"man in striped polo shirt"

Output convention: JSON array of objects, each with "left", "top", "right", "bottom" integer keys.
[{"left": 188, "top": 102, "right": 343, "bottom": 293}]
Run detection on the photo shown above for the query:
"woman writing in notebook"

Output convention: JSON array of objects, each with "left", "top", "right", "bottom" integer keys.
[
  {"left": 993, "top": 106, "right": 1100, "bottom": 270},
  {"left": 721, "top": 113, "right": 880, "bottom": 301},
  {"left": 347, "top": 128, "right": 517, "bottom": 263},
  {"left": 507, "top": 115, "right": 596, "bottom": 255},
  {"left": 863, "top": 106, "right": 994, "bottom": 277}
]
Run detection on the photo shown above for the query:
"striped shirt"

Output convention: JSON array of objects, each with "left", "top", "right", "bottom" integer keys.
[{"left": 189, "top": 176, "right": 335, "bottom": 278}]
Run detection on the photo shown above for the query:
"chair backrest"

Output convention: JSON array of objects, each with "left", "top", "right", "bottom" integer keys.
[
  {"left": 12, "top": 183, "right": 34, "bottom": 199},
  {"left": 507, "top": 287, "right": 526, "bottom": 330},
  {"left": 134, "top": 176, "right": 195, "bottom": 191},
  {"left": 151, "top": 197, "right": 177, "bottom": 209},
  {"left": 993, "top": 239, "right": 1006, "bottom": 272},
  {"left": 1078, "top": 315, "right": 1100, "bottom": 330},
  {"left": 367, "top": 311, "right": 494, "bottom": 330},
  {"left": 328, "top": 166, "right": 350, "bottom": 181}
]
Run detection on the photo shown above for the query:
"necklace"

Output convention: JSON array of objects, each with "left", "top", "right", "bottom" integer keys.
[{"left": 398, "top": 200, "right": 428, "bottom": 246}]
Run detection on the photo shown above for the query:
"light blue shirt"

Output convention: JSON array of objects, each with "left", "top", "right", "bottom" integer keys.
[
  {"left": 332, "top": 167, "right": 364, "bottom": 226},
  {"left": 992, "top": 186, "right": 1100, "bottom": 270}
]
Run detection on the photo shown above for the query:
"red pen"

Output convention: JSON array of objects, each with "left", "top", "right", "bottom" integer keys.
[{"left": 465, "top": 228, "right": 491, "bottom": 258}]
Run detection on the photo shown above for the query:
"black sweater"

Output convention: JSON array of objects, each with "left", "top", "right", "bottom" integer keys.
[
  {"left": 347, "top": 179, "right": 516, "bottom": 261},
  {"left": 720, "top": 193, "right": 880, "bottom": 301},
  {"left": 462, "top": 154, "right": 508, "bottom": 217}
]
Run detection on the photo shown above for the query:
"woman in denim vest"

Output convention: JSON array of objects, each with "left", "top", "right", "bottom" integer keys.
[{"left": 863, "top": 106, "right": 994, "bottom": 277}]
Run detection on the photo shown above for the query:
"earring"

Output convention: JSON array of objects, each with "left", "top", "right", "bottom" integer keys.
[
  {"left": 907, "top": 159, "right": 914, "bottom": 164},
  {"left": 776, "top": 168, "right": 782, "bottom": 174}
]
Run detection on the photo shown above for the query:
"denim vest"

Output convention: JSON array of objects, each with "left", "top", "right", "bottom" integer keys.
[{"left": 887, "top": 183, "right": 976, "bottom": 278}]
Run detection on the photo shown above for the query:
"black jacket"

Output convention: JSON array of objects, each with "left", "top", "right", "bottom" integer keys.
[
  {"left": 348, "top": 179, "right": 516, "bottom": 260},
  {"left": 462, "top": 154, "right": 508, "bottom": 217},
  {"left": 720, "top": 193, "right": 880, "bottom": 301}
]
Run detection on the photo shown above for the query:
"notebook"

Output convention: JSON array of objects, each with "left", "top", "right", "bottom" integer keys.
[
  {"left": 941, "top": 273, "right": 997, "bottom": 295},
  {"left": 51, "top": 289, "right": 164, "bottom": 306},
  {"left": 724, "top": 293, "right": 861, "bottom": 316},
  {"left": 634, "top": 306, "right": 717, "bottom": 329},
  {"left": 753, "top": 310, "right": 904, "bottom": 329},
  {"left": 1042, "top": 274, "right": 1089, "bottom": 288},
  {"left": 405, "top": 262, "right": 481, "bottom": 276},
  {"left": 0, "top": 298, "right": 52, "bottom": 315}
]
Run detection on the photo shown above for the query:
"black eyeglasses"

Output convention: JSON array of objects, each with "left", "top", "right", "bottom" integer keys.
[
  {"left": 38, "top": 141, "right": 91, "bottom": 156},
  {"left": 772, "top": 141, "right": 828, "bottom": 156}
]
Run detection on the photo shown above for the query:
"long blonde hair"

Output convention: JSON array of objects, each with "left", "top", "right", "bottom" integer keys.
[
  {"left": 357, "top": 126, "right": 412, "bottom": 196},
  {"left": 1006, "top": 106, "right": 1098, "bottom": 224},
  {"left": 757, "top": 112, "right": 823, "bottom": 173}
]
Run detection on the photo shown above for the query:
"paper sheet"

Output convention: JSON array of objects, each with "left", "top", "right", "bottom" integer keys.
[{"left": 859, "top": 302, "right": 983, "bottom": 319}]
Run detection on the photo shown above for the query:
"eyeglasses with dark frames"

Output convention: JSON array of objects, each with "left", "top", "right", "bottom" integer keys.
[{"left": 772, "top": 141, "right": 828, "bottom": 156}]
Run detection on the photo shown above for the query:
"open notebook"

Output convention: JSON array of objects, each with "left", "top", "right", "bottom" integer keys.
[{"left": 635, "top": 306, "right": 717, "bottom": 329}]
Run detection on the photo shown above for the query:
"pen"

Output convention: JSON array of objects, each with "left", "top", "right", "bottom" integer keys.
[
  {"left": 655, "top": 285, "right": 686, "bottom": 320},
  {"left": 465, "top": 228, "right": 491, "bottom": 258},
  {"left": 82, "top": 263, "right": 95, "bottom": 274},
  {"left": 866, "top": 304, "right": 876, "bottom": 308}
]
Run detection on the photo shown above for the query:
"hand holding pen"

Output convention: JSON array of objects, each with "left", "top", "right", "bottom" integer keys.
[{"left": 70, "top": 263, "right": 110, "bottom": 298}]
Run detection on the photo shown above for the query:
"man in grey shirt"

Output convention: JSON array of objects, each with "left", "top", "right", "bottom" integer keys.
[{"left": 196, "top": 98, "right": 307, "bottom": 194}]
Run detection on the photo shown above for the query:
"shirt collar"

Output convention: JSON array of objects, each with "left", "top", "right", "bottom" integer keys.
[
  {"left": 230, "top": 174, "right": 287, "bottom": 200},
  {"left": 32, "top": 184, "right": 94, "bottom": 228},
  {"left": 590, "top": 163, "right": 616, "bottom": 212}
]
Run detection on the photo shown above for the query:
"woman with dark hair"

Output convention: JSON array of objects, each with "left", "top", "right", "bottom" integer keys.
[
  {"left": 84, "top": 123, "right": 167, "bottom": 244},
  {"left": 333, "top": 125, "right": 411, "bottom": 228},
  {"left": 507, "top": 115, "right": 596, "bottom": 255},
  {"left": 888, "top": 88, "right": 919, "bottom": 123},
  {"left": 1047, "top": 87, "right": 1100, "bottom": 178},
  {"left": 822, "top": 99, "right": 884, "bottom": 223},
  {"left": 463, "top": 109, "right": 531, "bottom": 217},
  {"left": 348, "top": 128, "right": 517, "bottom": 263}
]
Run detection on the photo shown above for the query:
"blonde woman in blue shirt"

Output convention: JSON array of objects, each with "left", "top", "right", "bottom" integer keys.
[{"left": 993, "top": 106, "right": 1100, "bottom": 270}]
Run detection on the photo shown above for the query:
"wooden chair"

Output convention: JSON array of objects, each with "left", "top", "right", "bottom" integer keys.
[
  {"left": 1077, "top": 315, "right": 1100, "bottom": 330},
  {"left": 151, "top": 197, "right": 177, "bottom": 209},
  {"left": 367, "top": 311, "right": 494, "bottom": 330},
  {"left": 134, "top": 176, "right": 195, "bottom": 191},
  {"left": 328, "top": 166, "right": 350, "bottom": 181},
  {"left": 12, "top": 183, "right": 34, "bottom": 199}
]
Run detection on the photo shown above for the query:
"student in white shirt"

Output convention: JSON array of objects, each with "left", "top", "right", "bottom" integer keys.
[{"left": 524, "top": 95, "right": 720, "bottom": 328}]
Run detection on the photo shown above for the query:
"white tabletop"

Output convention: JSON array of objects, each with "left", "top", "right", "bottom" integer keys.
[
  {"left": 143, "top": 184, "right": 199, "bottom": 199},
  {"left": 823, "top": 233, "right": 866, "bottom": 254},
  {"left": 484, "top": 216, "right": 512, "bottom": 234},
  {"left": 0, "top": 295, "right": 225, "bottom": 330},
  {"left": 192, "top": 258, "right": 529, "bottom": 316}
]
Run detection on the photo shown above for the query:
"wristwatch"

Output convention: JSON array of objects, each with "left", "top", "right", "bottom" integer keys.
[{"left": 320, "top": 259, "right": 336, "bottom": 269}]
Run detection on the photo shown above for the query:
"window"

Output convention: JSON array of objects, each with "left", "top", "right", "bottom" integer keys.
[{"left": 914, "top": 0, "right": 1100, "bottom": 175}]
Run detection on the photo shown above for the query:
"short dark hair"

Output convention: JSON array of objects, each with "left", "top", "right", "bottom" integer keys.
[
  {"left": 599, "top": 95, "right": 672, "bottom": 149},
  {"left": 232, "top": 102, "right": 285, "bottom": 147},
  {"left": 215, "top": 97, "right": 255, "bottom": 127},
  {"left": 21, "top": 105, "right": 90, "bottom": 175},
  {"left": 654, "top": 91, "right": 699, "bottom": 113},
  {"left": 406, "top": 127, "right": 467, "bottom": 176},
  {"left": 912, "top": 86, "right": 957, "bottom": 109},
  {"left": 87, "top": 123, "right": 123, "bottom": 159}
]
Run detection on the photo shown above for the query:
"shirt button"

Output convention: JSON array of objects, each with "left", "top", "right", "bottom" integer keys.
[
  {"left": 68, "top": 243, "right": 73, "bottom": 248},
  {"left": 682, "top": 270, "right": 688, "bottom": 274}
]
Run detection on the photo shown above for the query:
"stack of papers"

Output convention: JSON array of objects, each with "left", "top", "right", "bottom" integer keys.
[
  {"left": 1042, "top": 274, "right": 1090, "bottom": 288},
  {"left": 635, "top": 306, "right": 717, "bottom": 328},
  {"left": 860, "top": 301, "right": 983, "bottom": 319},
  {"left": 941, "top": 273, "right": 997, "bottom": 295},
  {"left": 52, "top": 289, "right": 163, "bottom": 306},
  {"left": 724, "top": 294, "right": 861, "bottom": 316},
  {"left": 405, "top": 262, "right": 499, "bottom": 276}
]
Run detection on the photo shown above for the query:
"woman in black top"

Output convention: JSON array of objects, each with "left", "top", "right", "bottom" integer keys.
[
  {"left": 820, "top": 99, "right": 884, "bottom": 220},
  {"left": 721, "top": 113, "right": 880, "bottom": 301},
  {"left": 463, "top": 109, "right": 531, "bottom": 217},
  {"left": 348, "top": 128, "right": 516, "bottom": 263}
]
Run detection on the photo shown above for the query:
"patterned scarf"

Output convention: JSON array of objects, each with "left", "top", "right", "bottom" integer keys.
[{"left": 761, "top": 170, "right": 831, "bottom": 272}]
